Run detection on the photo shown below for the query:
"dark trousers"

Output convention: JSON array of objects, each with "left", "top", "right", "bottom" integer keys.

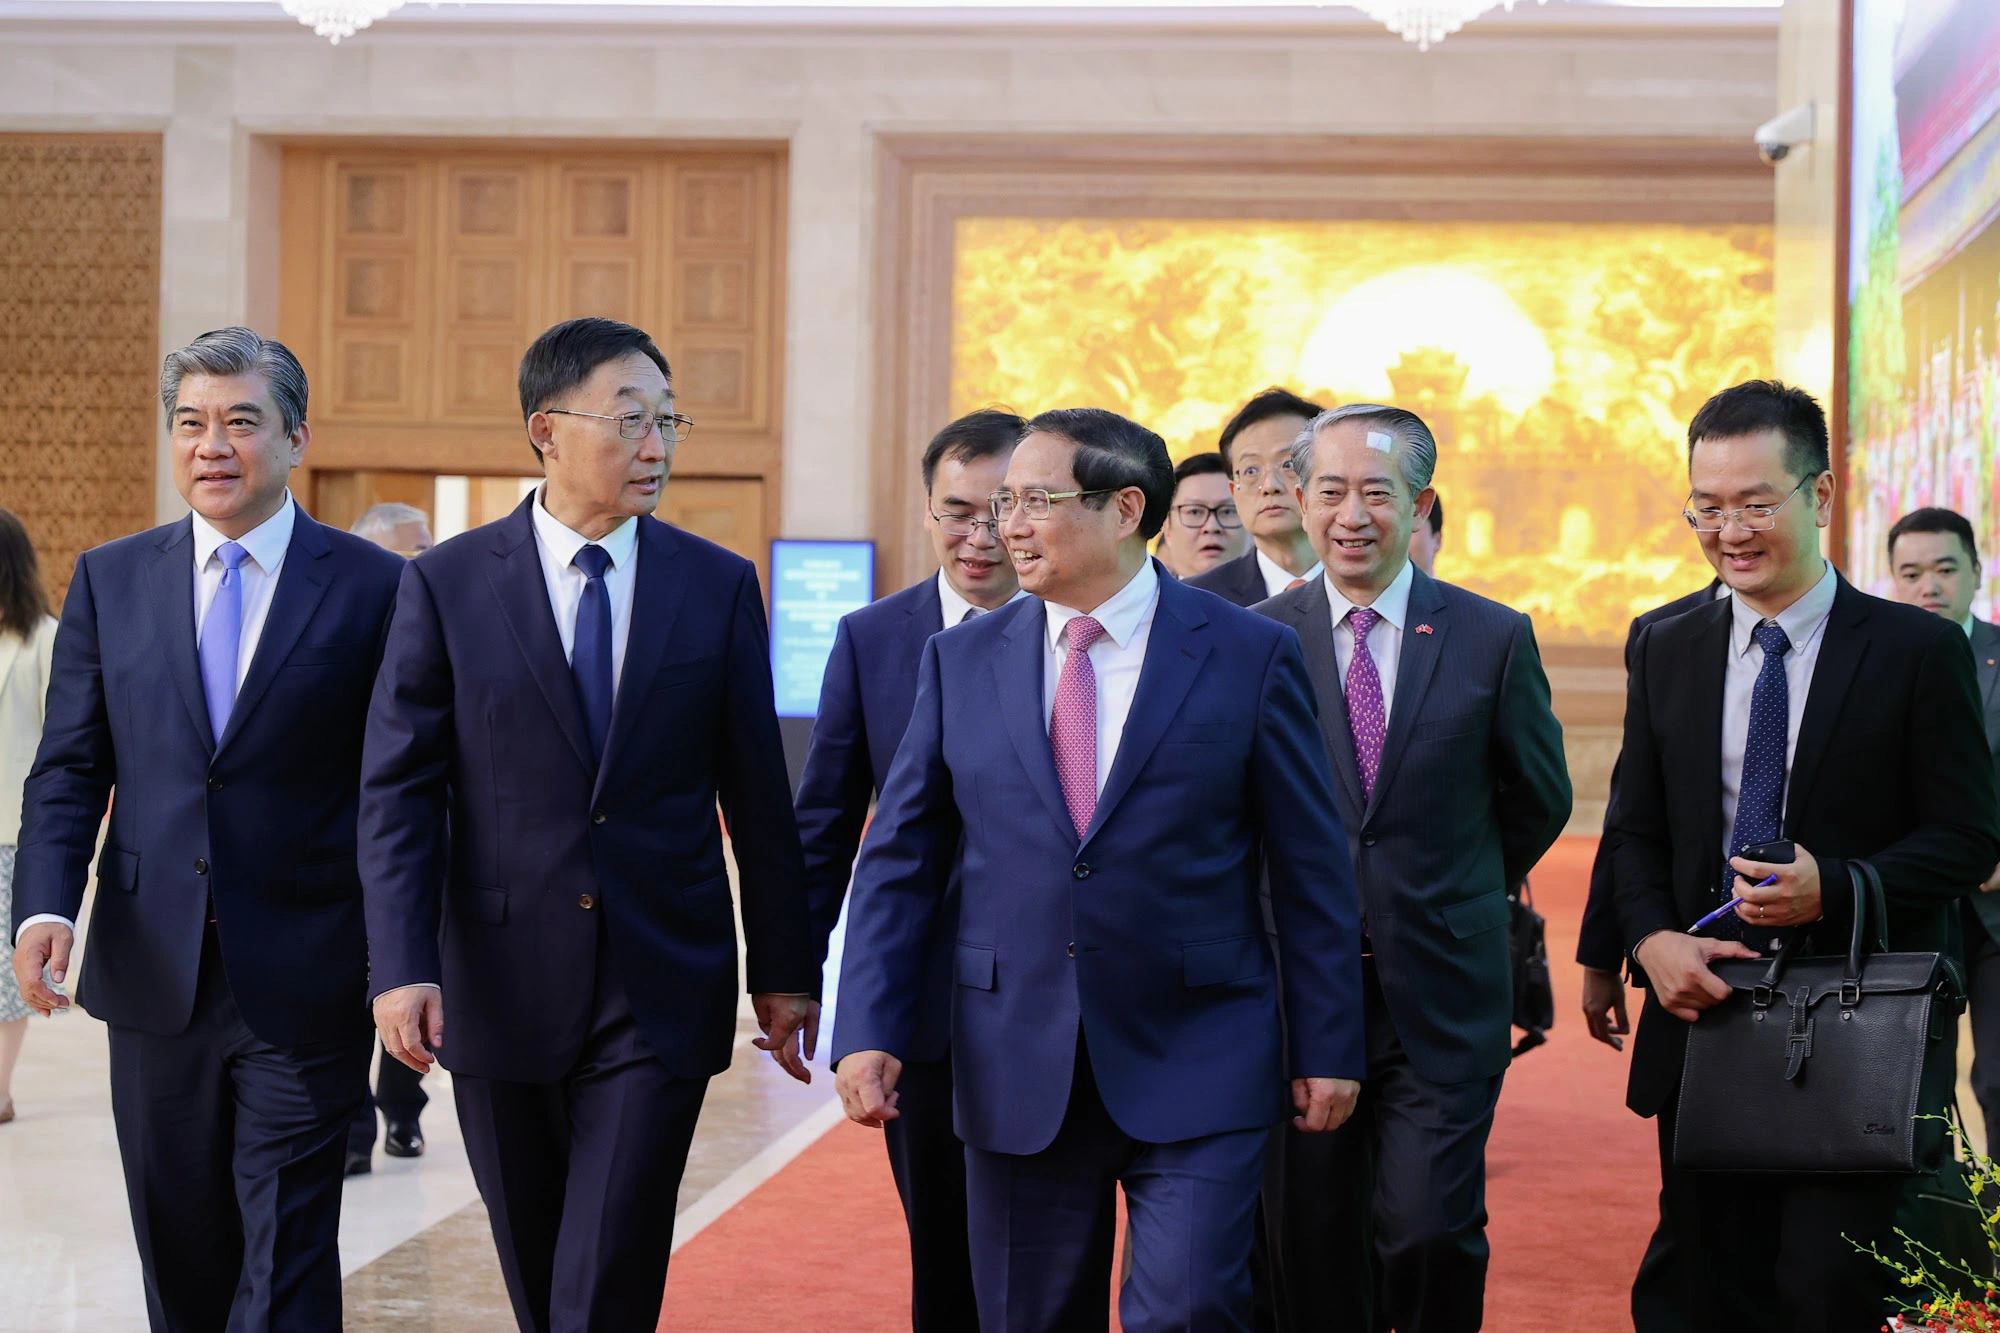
[
  {"left": 348, "top": 1039, "right": 429, "bottom": 1154},
  {"left": 1643, "top": 1102, "right": 1914, "bottom": 1332},
  {"left": 107, "top": 926, "right": 369, "bottom": 1333},
  {"left": 1629, "top": 1212, "right": 1690, "bottom": 1333},
  {"left": 964, "top": 1034, "right": 1268, "bottom": 1333},
  {"left": 1262, "top": 959, "right": 1502, "bottom": 1333},
  {"left": 1967, "top": 920, "right": 2000, "bottom": 1152},
  {"left": 883, "top": 1053, "right": 979, "bottom": 1331},
  {"left": 453, "top": 959, "right": 708, "bottom": 1333}
]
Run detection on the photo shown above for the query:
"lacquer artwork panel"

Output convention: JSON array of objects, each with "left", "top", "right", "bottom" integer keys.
[{"left": 951, "top": 217, "right": 1773, "bottom": 645}]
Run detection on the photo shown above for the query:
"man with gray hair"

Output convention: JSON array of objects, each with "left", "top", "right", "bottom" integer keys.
[
  {"left": 1254, "top": 403, "right": 1571, "bottom": 1333},
  {"left": 350, "top": 502, "right": 434, "bottom": 560},
  {"left": 12, "top": 327, "right": 405, "bottom": 1330}
]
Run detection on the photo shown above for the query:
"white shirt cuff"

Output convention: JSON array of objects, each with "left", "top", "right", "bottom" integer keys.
[
  {"left": 378, "top": 982, "right": 442, "bottom": 994},
  {"left": 14, "top": 914, "right": 74, "bottom": 946}
]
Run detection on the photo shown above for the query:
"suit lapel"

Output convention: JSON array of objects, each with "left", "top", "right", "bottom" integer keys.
[
  {"left": 148, "top": 519, "right": 213, "bottom": 752},
  {"left": 1785, "top": 579, "right": 1870, "bottom": 828},
  {"left": 1974, "top": 619, "right": 2000, "bottom": 750},
  {"left": 487, "top": 499, "right": 595, "bottom": 775},
  {"left": 217, "top": 513, "right": 331, "bottom": 754},
  {"left": 993, "top": 602, "right": 1078, "bottom": 847},
  {"left": 595, "top": 518, "right": 689, "bottom": 795},
  {"left": 1285, "top": 579, "right": 1365, "bottom": 814},
  {"left": 1082, "top": 578, "right": 1210, "bottom": 846},
  {"left": 1368, "top": 569, "right": 1446, "bottom": 818}
]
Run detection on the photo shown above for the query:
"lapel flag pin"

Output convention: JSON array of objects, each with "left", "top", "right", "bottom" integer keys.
[{"left": 1416, "top": 624, "right": 1434, "bottom": 635}]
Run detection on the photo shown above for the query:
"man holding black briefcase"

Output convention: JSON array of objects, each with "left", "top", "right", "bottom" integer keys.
[{"left": 1606, "top": 380, "right": 2000, "bottom": 1332}]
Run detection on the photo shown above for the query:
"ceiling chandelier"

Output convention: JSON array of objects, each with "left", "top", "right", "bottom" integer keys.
[
  {"left": 1348, "top": 0, "right": 1547, "bottom": 50},
  {"left": 280, "top": 0, "right": 406, "bottom": 43}
]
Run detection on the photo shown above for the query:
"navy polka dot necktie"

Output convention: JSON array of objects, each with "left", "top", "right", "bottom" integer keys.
[{"left": 1718, "top": 619, "right": 1792, "bottom": 940}]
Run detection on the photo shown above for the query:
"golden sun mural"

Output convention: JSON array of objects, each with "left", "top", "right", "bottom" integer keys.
[{"left": 950, "top": 218, "right": 1774, "bottom": 645}]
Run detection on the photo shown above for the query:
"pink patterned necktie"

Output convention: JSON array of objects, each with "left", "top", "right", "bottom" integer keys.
[
  {"left": 1345, "top": 607, "right": 1386, "bottom": 800},
  {"left": 1051, "top": 615, "right": 1107, "bottom": 839}
]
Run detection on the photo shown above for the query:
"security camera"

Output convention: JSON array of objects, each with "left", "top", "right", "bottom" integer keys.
[{"left": 1754, "top": 102, "right": 1817, "bottom": 165}]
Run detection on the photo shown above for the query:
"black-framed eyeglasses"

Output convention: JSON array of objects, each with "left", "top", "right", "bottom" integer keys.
[
  {"left": 545, "top": 409, "right": 695, "bottom": 444},
  {"left": 1683, "top": 474, "right": 1814, "bottom": 533},
  {"left": 1172, "top": 502, "right": 1242, "bottom": 530},
  {"left": 930, "top": 509, "right": 1001, "bottom": 538},
  {"left": 990, "top": 488, "right": 1118, "bottom": 521}
]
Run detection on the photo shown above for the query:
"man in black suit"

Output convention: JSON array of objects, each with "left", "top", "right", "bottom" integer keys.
[
  {"left": 1187, "top": 388, "right": 1322, "bottom": 606},
  {"left": 12, "top": 328, "right": 404, "bottom": 1330},
  {"left": 793, "top": 408, "right": 1024, "bottom": 1329},
  {"left": 1884, "top": 506, "right": 2000, "bottom": 1147},
  {"left": 1610, "top": 381, "right": 1999, "bottom": 1331},
  {"left": 361, "top": 318, "right": 816, "bottom": 1332},
  {"left": 1407, "top": 492, "right": 1443, "bottom": 575},
  {"left": 1256, "top": 403, "right": 1573, "bottom": 1333}
]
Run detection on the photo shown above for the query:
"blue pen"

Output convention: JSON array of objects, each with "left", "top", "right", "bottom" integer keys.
[{"left": 1687, "top": 875, "right": 1780, "bottom": 933}]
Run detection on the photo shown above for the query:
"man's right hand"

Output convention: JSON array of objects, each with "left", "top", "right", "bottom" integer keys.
[
  {"left": 834, "top": 1049, "right": 903, "bottom": 1129},
  {"left": 1580, "top": 965, "right": 1630, "bottom": 1050},
  {"left": 1633, "top": 932, "right": 1760, "bottom": 1023},
  {"left": 1981, "top": 861, "right": 2000, "bottom": 894},
  {"left": 374, "top": 985, "right": 445, "bottom": 1073},
  {"left": 11, "top": 922, "right": 74, "bottom": 1017}
]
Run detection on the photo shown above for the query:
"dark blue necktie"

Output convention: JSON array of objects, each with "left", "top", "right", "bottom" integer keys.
[
  {"left": 572, "top": 544, "right": 613, "bottom": 766},
  {"left": 1719, "top": 619, "right": 1792, "bottom": 939}
]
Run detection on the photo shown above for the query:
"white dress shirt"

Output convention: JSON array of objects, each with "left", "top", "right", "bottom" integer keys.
[
  {"left": 935, "top": 570, "right": 1027, "bottom": 629},
  {"left": 1719, "top": 561, "right": 1838, "bottom": 842},
  {"left": 1323, "top": 559, "right": 1416, "bottom": 725},
  {"left": 16, "top": 497, "right": 300, "bottom": 945},
  {"left": 1043, "top": 560, "right": 1161, "bottom": 797},
  {"left": 1256, "top": 547, "right": 1323, "bottom": 600},
  {"left": 529, "top": 486, "right": 639, "bottom": 694}
]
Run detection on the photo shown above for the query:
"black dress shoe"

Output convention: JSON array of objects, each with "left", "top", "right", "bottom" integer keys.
[
  {"left": 345, "top": 1147, "right": 373, "bottom": 1176},
  {"left": 383, "top": 1121, "right": 425, "bottom": 1158}
]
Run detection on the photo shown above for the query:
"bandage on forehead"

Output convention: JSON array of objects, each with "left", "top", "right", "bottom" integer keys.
[{"left": 1366, "top": 430, "right": 1394, "bottom": 453}]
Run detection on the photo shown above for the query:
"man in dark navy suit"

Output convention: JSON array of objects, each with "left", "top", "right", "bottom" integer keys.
[
  {"left": 794, "top": 408, "right": 1024, "bottom": 1329},
  {"left": 833, "top": 407, "right": 1365, "bottom": 1332},
  {"left": 360, "top": 318, "right": 816, "bottom": 1333},
  {"left": 1187, "top": 388, "right": 1323, "bottom": 607},
  {"left": 13, "top": 327, "right": 404, "bottom": 1331},
  {"left": 1255, "top": 404, "right": 1572, "bottom": 1333}
]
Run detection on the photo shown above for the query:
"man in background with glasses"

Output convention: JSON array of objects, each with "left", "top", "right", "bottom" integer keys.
[
  {"left": 833, "top": 407, "right": 1363, "bottom": 1332},
  {"left": 794, "top": 407, "right": 1026, "bottom": 1330},
  {"left": 1156, "top": 451, "right": 1247, "bottom": 579},
  {"left": 1189, "top": 388, "right": 1324, "bottom": 606},
  {"left": 360, "top": 317, "right": 815, "bottom": 1332},
  {"left": 1609, "top": 380, "right": 1997, "bottom": 1329}
]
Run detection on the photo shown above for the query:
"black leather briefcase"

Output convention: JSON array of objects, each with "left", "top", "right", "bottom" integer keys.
[
  {"left": 1673, "top": 860, "right": 1965, "bottom": 1173},
  {"left": 1508, "top": 879, "right": 1554, "bottom": 1057}
]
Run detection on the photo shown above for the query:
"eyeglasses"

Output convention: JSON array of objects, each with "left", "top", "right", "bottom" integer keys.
[
  {"left": 1683, "top": 474, "right": 1814, "bottom": 533},
  {"left": 1233, "top": 460, "right": 1298, "bottom": 487},
  {"left": 990, "top": 488, "right": 1118, "bottom": 521},
  {"left": 1173, "top": 502, "right": 1242, "bottom": 530},
  {"left": 930, "top": 509, "right": 1001, "bottom": 538},
  {"left": 544, "top": 409, "right": 695, "bottom": 444}
]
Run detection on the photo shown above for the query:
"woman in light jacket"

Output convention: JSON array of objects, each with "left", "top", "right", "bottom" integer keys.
[{"left": 0, "top": 508, "right": 56, "bottom": 1124}]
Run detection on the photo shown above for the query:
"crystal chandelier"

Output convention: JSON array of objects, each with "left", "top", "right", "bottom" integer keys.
[
  {"left": 280, "top": 0, "right": 406, "bottom": 44},
  {"left": 1348, "top": 0, "right": 1546, "bottom": 51}
]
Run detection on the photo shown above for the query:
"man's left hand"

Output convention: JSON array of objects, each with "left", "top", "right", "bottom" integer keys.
[
  {"left": 1980, "top": 862, "right": 2000, "bottom": 894},
  {"left": 1731, "top": 845, "right": 1823, "bottom": 929},
  {"left": 753, "top": 993, "right": 812, "bottom": 1083},
  {"left": 1291, "top": 1077, "right": 1361, "bottom": 1133}
]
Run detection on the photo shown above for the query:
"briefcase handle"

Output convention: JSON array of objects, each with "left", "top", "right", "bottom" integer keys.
[{"left": 1751, "top": 859, "right": 1888, "bottom": 1003}]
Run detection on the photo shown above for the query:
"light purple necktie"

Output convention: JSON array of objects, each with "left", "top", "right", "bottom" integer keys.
[
  {"left": 1051, "top": 615, "right": 1106, "bottom": 839},
  {"left": 1345, "top": 606, "right": 1386, "bottom": 800},
  {"left": 198, "top": 541, "right": 249, "bottom": 744}
]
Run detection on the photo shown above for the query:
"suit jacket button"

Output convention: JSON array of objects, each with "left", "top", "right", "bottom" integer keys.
[
  {"left": 193, "top": 858, "right": 209, "bottom": 875},
  {"left": 1067, "top": 942, "right": 1075, "bottom": 958},
  {"left": 592, "top": 810, "right": 607, "bottom": 825},
  {"left": 579, "top": 894, "right": 595, "bottom": 909},
  {"left": 207, "top": 777, "right": 223, "bottom": 792},
  {"left": 1361, "top": 834, "right": 1378, "bottom": 848},
  {"left": 1072, "top": 863, "right": 1092, "bottom": 880}
]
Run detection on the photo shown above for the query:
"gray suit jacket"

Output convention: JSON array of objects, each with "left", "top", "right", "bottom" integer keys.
[
  {"left": 1255, "top": 567, "right": 1573, "bottom": 1082},
  {"left": 1970, "top": 617, "right": 2000, "bottom": 937}
]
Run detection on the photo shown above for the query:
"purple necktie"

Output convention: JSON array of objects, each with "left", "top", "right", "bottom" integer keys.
[
  {"left": 1345, "top": 606, "right": 1386, "bottom": 800},
  {"left": 198, "top": 541, "right": 249, "bottom": 743},
  {"left": 1051, "top": 615, "right": 1106, "bottom": 839}
]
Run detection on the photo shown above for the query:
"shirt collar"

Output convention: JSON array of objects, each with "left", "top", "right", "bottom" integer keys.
[
  {"left": 192, "top": 491, "right": 296, "bottom": 572},
  {"left": 1045, "top": 558, "right": 1160, "bottom": 653},
  {"left": 1255, "top": 546, "right": 1317, "bottom": 597},
  {"left": 1962, "top": 614, "right": 1977, "bottom": 640},
  {"left": 1322, "top": 557, "right": 1415, "bottom": 631},
  {"left": 935, "top": 570, "right": 1025, "bottom": 628},
  {"left": 1730, "top": 561, "right": 1837, "bottom": 657},
  {"left": 532, "top": 484, "right": 639, "bottom": 571}
]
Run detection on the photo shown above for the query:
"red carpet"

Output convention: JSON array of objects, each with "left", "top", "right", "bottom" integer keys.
[{"left": 662, "top": 836, "right": 1653, "bottom": 1330}]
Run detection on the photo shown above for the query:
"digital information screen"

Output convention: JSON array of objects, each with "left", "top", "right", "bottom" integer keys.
[{"left": 769, "top": 539, "right": 876, "bottom": 718}]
